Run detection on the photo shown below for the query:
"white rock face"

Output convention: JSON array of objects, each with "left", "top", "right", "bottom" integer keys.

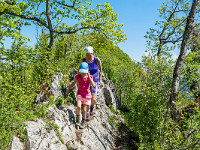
[
  {"left": 8, "top": 136, "right": 24, "bottom": 150},
  {"left": 8, "top": 73, "right": 121, "bottom": 150},
  {"left": 25, "top": 119, "right": 68, "bottom": 150},
  {"left": 50, "top": 72, "right": 63, "bottom": 98}
]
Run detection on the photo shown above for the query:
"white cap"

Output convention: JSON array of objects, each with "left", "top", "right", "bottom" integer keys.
[{"left": 85, "top": 46, "right": 93, "bottom": 53}]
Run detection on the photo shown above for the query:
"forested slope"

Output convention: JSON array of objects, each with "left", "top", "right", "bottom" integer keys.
[
  {"left": 1, "top": 0, "right": 200, "bottom": 149},
  {"left": 1, "top": 31, "right": 200, "bottom": 149}
]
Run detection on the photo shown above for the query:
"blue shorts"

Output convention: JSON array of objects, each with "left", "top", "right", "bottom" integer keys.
[{"left": 90, "top": 82, "right": 100, "bottom": 96}]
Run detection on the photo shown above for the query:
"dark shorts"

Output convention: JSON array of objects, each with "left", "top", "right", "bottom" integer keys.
[{"left": 90, "top": 82, "right": 100, "bottom": 96}]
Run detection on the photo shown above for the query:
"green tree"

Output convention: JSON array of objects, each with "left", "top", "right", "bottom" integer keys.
[
  {"left": 184, "top": 27, "right": 200, "bottom": 98},
  {"left": 138, "top": 0, "right": 200, "bottom": 148},
  {"left": 170, "top": 0, "right": 199, "bottom": 121},
  {"left": 145, "top": 0, "right": 199, "bottom": 56},
  {"left": 145, "top": 0, "right": 199, "bottom": 122},
  {"left": 0, "top": 0, "right": 126, "bottom": 53}
]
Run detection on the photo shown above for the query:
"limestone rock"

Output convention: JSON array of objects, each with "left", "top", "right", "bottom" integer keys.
[
  {"left": 25, "top": 119, "right": 67, "bottom": 150},
  {"left": 7, "top": 136, "right": 24, "bottom": 150},
  {"left": 50, "top": 72, "right": 63, "bottom": 98},
  {"left": 101, "top": 73, "right": 118, "bottom": 110},
  {"left": 8, "top": 72, "right": 122, "bottom": 150}
]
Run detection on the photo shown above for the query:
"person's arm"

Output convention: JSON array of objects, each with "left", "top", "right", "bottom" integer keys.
[
  {"left": 88, "top": 72, "right": 96, "bottom": 87},
  {"left": 98, "top": 58, "right": 102, "bottom": 81},
  {"left": 65, "top": 79, "right": 78, "bottom": 97}
]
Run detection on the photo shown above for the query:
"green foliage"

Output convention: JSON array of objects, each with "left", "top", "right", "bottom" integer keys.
[
  {"left": 108, "top": 115, "right": 120, "bottom": 130},
  {"left": 0, "top": 0, "right": 126, "bottom": 48},
  {"left": 65, "top": 89, "right": 76, "bottom": 104},
  {"left": 0, "top": 39, "right": 38, "bottom": 149},
  {"left": 125, "top": 55, "right": 174, "bottom": 145},
  {"left": 45, "top": 121, "right": 64, "bottom": 144},
  {"left": 108, "top": 105, "right": 123, "bottom": 130},
  {"left": 0, "top": 30, "right": 122, "bottom": 149},
  {"left": 127, "top": 53, "right": 200, "bottom": 149},
  {"left": 101, "top": 46, "right": 199, "bottom": 149},
  {"left": 154, "top": 112, "right": 200, "bottom": 150},
  {"left": 182, "top": 27, "right": 200, "bottom": 99},
  {"left": 55, "top": 95, "right": 64, "bottom": 106},
  {"left": 0, "top": 6, "right": 199, "bottom": 148},
  {"left": 140, "top": 1, "right": 200, "bottom": 148},
  {"left": 145, "top": 0, "right": 196, "bottom": 55},
  {"left": 101, "top": 48, "right": 142, "bottom": 113},
  {"left": 0, "top": 32, "right": 101, "bottom": 149}
]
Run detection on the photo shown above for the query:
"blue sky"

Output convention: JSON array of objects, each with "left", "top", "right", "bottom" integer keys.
[
  {"left": 4, "top": 0, "right": 166, "bottom": 62},
  {"left": 107, "top": 0, "right": 165, "bottom": 62}
]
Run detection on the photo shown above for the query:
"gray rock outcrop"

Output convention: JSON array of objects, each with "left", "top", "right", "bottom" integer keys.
[{"left": 8, "top": 73, "right": 122, "bottom": 150}]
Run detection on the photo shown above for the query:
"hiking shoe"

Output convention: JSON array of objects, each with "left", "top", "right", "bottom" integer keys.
[
  {"left": 79, "top": 120, "right": 86, "bottom": 129},
  {"left": 90, "top": 106, "right": 95, "bottom": 116},
  {"left": 86, "top": 111, "right": 90, "bottom": 121},
  {"left": 75, "top": 117, "right": 81, "bottom": 126}
]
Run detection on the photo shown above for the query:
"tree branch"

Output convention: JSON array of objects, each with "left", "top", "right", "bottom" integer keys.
[
  {"left": 55, "top": 26, "right": 100, "bottom": 34},
  {"left": 55, "top": 0, "right": 76, "bottom": 8},
  {"left": 157, "top": 0, "right": 181, "bottom": 56},
  {"left": 6, "top": 11, "right": 49, "bottom": 28},
  {"left": 2, "top": 9, "right": 102, "bottom": 38},
  {"left": 162, "top": 35, "right": 183, "bottom": 44},
  {"left": 166, "top": 9, "right": 191, "bottom": 14},
  {"left": 164, "top": 17, "right": 187, "bottom": 40},
  {"left": 4, "top": 0, "right": 16, "bottom": 5}
]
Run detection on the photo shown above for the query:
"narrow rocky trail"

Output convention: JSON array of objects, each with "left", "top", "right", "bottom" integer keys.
[{"left": 7, "top": 73, "right": 133, "bottom": 150}]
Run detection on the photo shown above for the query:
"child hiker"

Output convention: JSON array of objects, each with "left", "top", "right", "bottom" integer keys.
[{"left": 65, "top": 62, "right": 95, "bottom": 129}]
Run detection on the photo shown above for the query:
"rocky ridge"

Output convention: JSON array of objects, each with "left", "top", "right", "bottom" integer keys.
[{"left": 7, "top": 73, "right": 125, "bottom": 150}]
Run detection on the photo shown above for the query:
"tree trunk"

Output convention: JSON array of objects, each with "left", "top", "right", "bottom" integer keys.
[
  {"left": 46, "top": 0, "right": 54, "bottom": 52},
  {"left": 169, "top": 0, "right": 199, "bottom": 122}
]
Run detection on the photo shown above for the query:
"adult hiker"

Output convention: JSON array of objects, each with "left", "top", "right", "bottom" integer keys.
[
  {"left": 65, "top": 62, "right": 96, "bottom": 129},
  {"left": 81, "top": 46, "right": 102, "bottom": 119}
]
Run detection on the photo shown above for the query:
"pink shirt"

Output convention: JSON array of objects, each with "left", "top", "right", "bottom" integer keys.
[{"left": 75, "top": 74, "right": 93, "bottom": 98}]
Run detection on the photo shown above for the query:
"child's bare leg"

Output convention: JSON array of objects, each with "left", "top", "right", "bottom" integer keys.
[
  {"left": 79, "top": 104, "right": 88, "bottom": 129},
  {"left": 76, "top": 100, "right": 82, "bottom": 126},
  {"left": 90, "top": 95, "right": 97, "bottom": 115},
  {"left": 82, "top": 104, "right": 87, "bottom": 119},
  {"left": 91, "top": 95, "right": 97, "bottom": 106},
  {"left": 76, "top": 100, "right": 82, "bottom": 115}
]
